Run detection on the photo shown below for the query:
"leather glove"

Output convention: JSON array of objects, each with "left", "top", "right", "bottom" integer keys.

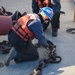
[{"left": 45, "top": 40, "right": 56, "bottom": 51}]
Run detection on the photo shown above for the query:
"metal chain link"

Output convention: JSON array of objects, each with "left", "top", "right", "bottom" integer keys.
[{"left": 28, "top": 44, "right": 62, "bottom": 75}]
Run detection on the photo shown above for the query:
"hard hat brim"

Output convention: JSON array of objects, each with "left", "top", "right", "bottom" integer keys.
[{"left": 40, "top": 8, "right": 51, "bottom": 20}]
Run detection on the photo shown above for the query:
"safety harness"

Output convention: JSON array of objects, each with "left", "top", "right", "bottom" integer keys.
[
  {"left": 29, "top": 40, "right": 62, "bottom": 75},
  {"left": 35, "top": 0, "right": 52, "bottom": 8},
  {"left": 12, "top": 14, "right": 38, "bottom": 41}
]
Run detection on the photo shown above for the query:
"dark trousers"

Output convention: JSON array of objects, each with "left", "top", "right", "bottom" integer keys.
[
  {"left": 43, "top": 21, "right": 50, "bottom": 31},
  {"left": 7, "top": 30, "right": 39, "bottom": 63},
  {"left": 51, "top": 12, "right": 60, "bottom": 30}
]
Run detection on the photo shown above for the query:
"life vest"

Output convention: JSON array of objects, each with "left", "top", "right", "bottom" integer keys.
[
  {"left": 35, "top": 0, "right": 52, "bottom": 8},
  {"left": 12, "top": 14, "right": 38, "bottom": 41},
  {"left": 0, "top": 16, "right": 12, "bottom": 35}
]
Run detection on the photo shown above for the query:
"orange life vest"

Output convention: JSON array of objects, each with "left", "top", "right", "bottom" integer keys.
[
  {"left": 35, "top": 0, "right": 52, "bottom": 8},
  {"left": 12, "top": 14, "right": 38, "bottom": 41}
]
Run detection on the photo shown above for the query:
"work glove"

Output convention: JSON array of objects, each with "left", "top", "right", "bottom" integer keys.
[{"left": 45, "top": 40, "right": 56, "bottom": 51}]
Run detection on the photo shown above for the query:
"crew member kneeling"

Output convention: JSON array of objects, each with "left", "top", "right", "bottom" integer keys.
[{"left": 5, "top": 7, "right": 53, "bottom": 66}]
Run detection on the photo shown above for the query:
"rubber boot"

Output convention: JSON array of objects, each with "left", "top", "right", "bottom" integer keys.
[
  {"left": 5, "top": 47, "right": 17, "bottom": 66},
  {"left": 52, "top": 29, "right": 58, "bottom": 37}
]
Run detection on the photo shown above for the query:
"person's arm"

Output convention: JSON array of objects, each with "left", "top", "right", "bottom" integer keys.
[
  {"left": 28, "top": 20, "right": 48, "bottom": 47},
  {"left": 32, "top": 0, "right": 40, "bottom": 14}
]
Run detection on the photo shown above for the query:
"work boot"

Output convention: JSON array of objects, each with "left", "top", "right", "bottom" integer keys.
[
  {"left": 5, "top": 47, "right": 17, "bottom": 66},
  {"left": 52, "top": 29, "right": 58, "bottom": 37}
]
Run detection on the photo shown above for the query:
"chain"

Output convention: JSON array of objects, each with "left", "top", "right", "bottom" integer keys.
[
  {"left": 28, "top": 44, "right": 62, "bottom": 75},
  {"left": 0, "top": 41, "right": 12, "bottom": 54}
]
